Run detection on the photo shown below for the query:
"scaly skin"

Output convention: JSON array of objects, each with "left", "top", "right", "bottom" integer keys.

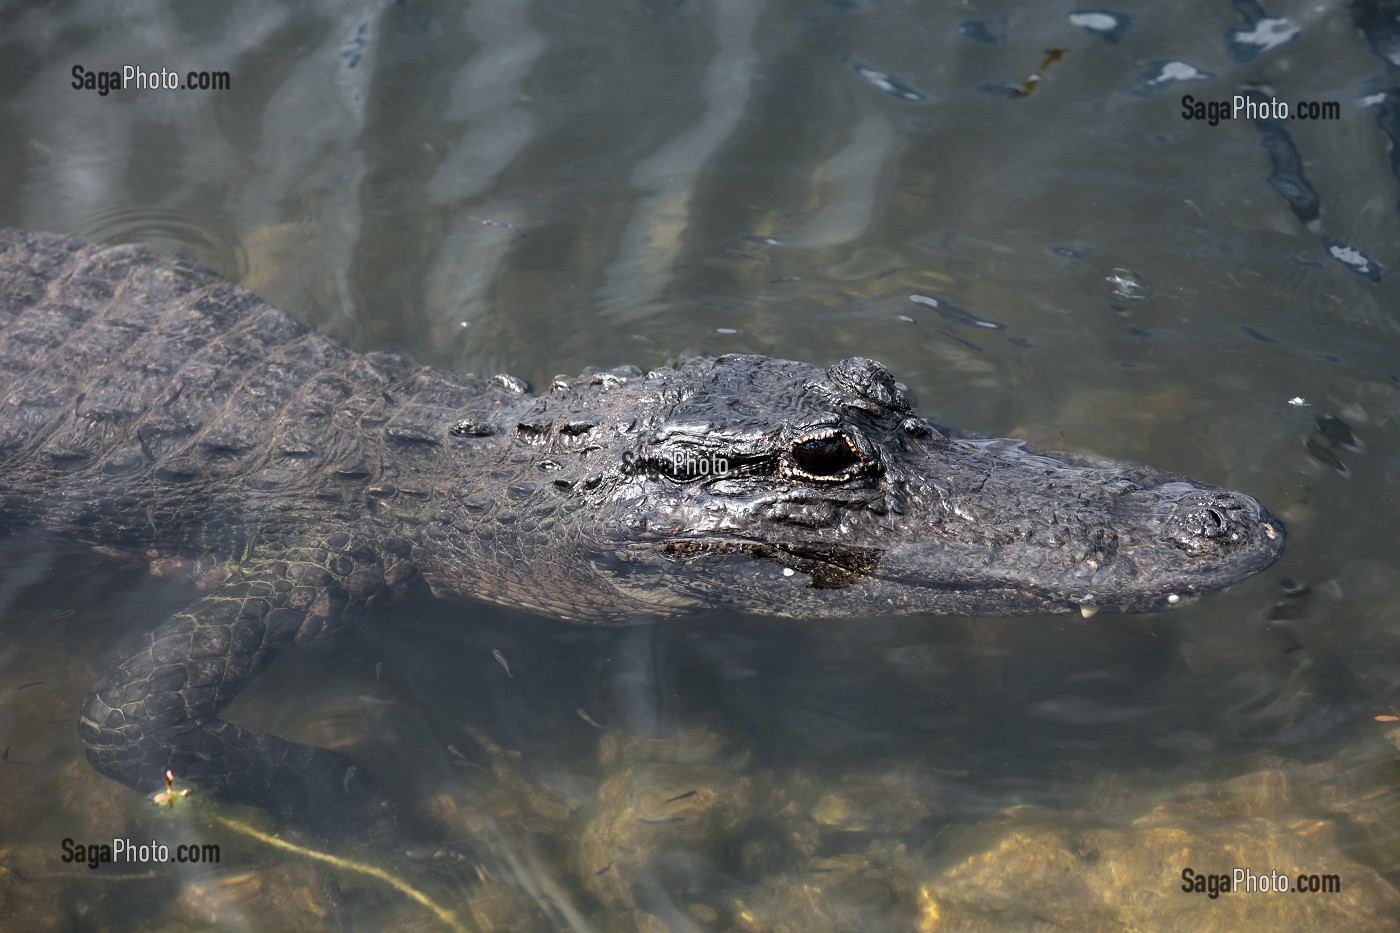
[{"left": 0, "top": 229, "right": 1284, "bottom": 832}]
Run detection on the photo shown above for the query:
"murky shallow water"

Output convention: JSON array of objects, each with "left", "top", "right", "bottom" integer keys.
[{"left": 3, "top": 0, "right": 1400, "bottom": 929}]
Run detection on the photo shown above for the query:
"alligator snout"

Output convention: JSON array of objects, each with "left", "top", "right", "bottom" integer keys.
[{"left": 1158, "top": 488, "right": 1280, "bottom": 557}]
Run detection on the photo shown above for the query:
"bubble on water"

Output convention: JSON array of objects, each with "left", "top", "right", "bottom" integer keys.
[{"left": 1068, "top": 11, "right": 1130, "bottom": 42}]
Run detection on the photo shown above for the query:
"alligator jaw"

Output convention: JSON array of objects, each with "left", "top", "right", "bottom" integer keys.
[{"left": 617, "top": 480, "right": 1285, "bottom": 619}]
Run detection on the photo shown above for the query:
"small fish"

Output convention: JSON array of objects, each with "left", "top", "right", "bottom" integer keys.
[
  {"left": 576, "top": 708, "right": 603, "bottom": 728},
  {"left": 637, "top": 816, "right": 686, "bottom": 825},
  {"left": 1305, "top": 437, "right": 1347, "bottom": 473},
  {"left": 492, "top": 649, "right": 512, "bottom": 678},
  {"left": 595, "top": 861, "right": 614, "bottom": 876},
  {"left": 445, "top": 744, "right": 487, "bottom": 771},
  {"left": 402, "top": 843, "right": 443, "bottom": 861},
  {"left": 358, "top": 694, "right": 396, "bottom": 706},
  {"left": 663, "top": 790, "right": 697, "bottom": 804},
  {"left": 15, "top": 681, "right": 45, "bottom": 691},
  {"left": 1, "top": 744, "right": 35, "bottom": 766},
  {"left": 343, "top": 765, "right": 357, "bottom": 794},
  {"left": 480, "top": 218, "right": 527, "bottom": 239}
]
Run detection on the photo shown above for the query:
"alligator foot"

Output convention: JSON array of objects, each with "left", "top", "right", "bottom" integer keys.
[{"left": 77, "top": 543, "right": 401, "bottom": 838}]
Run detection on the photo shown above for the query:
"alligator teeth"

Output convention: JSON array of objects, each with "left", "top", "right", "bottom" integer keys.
[{"left": 1079, "top": 602, "right": 1100, "bottom": 619}]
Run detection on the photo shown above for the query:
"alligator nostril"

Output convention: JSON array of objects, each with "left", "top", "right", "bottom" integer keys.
[
  {"left": 1160, "top": 494, "right": 1252, "bottom": 552},
  {"left": 1188, "top": 506, "right": 1231, "bottom": 541}
]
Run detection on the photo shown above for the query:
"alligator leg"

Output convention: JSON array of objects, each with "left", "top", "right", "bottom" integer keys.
[{"left": 78, "top": 543, "right": 399, "bottom": 836}]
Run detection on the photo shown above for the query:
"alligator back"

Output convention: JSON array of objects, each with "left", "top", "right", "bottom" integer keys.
[{"left": 0, "top": 229, "right": 421, "bottom": 558}]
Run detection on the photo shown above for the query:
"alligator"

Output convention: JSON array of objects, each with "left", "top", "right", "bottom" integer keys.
[{"left": 0, "top": 229, "right": 1284, "bottom": 832}]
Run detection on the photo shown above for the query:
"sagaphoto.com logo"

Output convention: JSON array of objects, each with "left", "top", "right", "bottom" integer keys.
[
  {"left": 72, "top": 64, "right": 231, "bottom": 96},
  {"left": 622, "top": 449, "right": 732, "bottom": 479}
]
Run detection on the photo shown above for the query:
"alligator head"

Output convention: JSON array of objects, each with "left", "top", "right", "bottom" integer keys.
[{"left": 537, "top": 354, "right": 1284, "bottom": 620}]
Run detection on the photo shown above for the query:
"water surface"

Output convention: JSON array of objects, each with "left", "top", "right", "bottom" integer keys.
[{"left": 2, "top": 0, "right": 1399, "bottom": 929}]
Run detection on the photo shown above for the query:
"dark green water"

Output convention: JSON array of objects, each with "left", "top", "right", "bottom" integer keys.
[{"left": 2, "top": 1, "right": 1399, "bottom": 929}]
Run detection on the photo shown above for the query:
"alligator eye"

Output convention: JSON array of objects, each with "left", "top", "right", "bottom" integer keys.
[{"left": 791, "top": 434, "right": 859, "bottom": 477}]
